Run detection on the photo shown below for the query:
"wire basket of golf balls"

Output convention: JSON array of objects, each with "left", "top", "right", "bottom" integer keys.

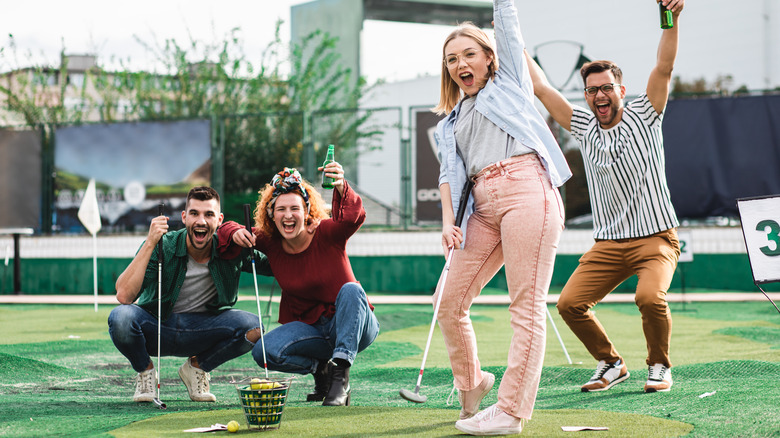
[{"left": 233, "top": 376, "right": 294, "bottom": 430}]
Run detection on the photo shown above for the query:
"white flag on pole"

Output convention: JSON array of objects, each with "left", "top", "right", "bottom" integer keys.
[
  {"left": 78, "top": 179, "right": 102, "bottom": 312},
  {"left": 78, "top": 179, "right": 102, "bottom": 235}
]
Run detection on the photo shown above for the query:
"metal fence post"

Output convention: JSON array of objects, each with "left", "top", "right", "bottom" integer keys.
[{"left": 303, "top": 111, "right": 316, "bottom": 181}]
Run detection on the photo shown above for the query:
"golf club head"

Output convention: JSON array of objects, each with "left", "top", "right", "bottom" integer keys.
[
  {"left": 399, "top": 388, "right": 427, "bottom": 403},
  {"left": 152, "top": 398, "right": 167, "bottom": 409}
]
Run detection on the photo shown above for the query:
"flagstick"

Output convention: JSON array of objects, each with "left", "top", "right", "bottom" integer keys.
[
  {"left": 92, "top": 233, "right": 98, "bottom": 312},
  {"left": 77, "top": 178, "right": 102, "bottom": 312}
]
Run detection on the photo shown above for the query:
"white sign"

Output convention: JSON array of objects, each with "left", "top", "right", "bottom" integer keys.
[
  {"left": 677, "top": 230, "right": 693, "bottom": 263},
  {"left": 737, "top": 196, "right": 780, "bottom": 284},
  {"left": 123, "top": 181, "right": 146, "bottom": 207}
]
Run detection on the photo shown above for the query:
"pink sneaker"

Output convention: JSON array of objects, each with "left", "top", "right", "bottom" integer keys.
[
  {"left": 455, "top": 404, "right": 524, "bottom": 436},
  {"left": 458, "top": 371, "right": 495, "bottom": 419}
]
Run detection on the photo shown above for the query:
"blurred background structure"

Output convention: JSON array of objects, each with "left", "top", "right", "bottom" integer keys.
[{"left": 1, "top": 0, "right": 779, "bottom": 295}]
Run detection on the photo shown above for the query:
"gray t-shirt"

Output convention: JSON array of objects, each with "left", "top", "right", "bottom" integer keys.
[
  {"left": 172, "top": 255, "right": 217, "bottom": 314},
  {"left": 455, "top": 96, "right": 534, "bottom": 177}
]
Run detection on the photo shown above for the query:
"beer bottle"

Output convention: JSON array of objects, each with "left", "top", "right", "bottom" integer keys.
[
  {"left": 321, "top": 144, "right": 336, "bottom": 189},
  {"left": 659, "top": 2, "right": 673, "bottom": 29}
]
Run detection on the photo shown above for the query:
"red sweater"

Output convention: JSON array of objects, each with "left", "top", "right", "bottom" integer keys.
[{"left": 218, "top": 182, "right": 372, "bottom": 324}]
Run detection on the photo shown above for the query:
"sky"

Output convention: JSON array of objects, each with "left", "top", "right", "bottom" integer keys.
[
  {"left": 3, "top": 1, "right": 777, "bottom": 91},
  {"left": 0, "top": 0, "right": 456, "bottom": 84}
]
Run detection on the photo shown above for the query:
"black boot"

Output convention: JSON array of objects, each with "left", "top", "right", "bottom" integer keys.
[
  {"left": 322, "top": 359, "right": 350, "bottom": 406},
  {"left": 306, "top": 360, "right": 330, "bottom": 402}
]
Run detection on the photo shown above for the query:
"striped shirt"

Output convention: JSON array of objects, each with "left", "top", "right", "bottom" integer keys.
[{"left": 570, "top": 93, "right": 679, "bottom": 240}]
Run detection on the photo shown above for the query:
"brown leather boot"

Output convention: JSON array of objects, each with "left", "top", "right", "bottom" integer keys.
[
  {"left": 306, "top": 360, "right": 330, "bottom": 402},
  {"left": 322, "top": 359, "right": 350, "bottom": 406}
]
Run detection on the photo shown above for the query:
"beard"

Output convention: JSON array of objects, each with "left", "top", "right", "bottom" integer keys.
[{"left": 590, "top": 99, "right": 621, "bottom": 128}]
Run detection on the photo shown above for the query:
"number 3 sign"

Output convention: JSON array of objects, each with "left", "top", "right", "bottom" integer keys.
[{"left": 737, "top": 195, "right": 780, "bottom": 284}]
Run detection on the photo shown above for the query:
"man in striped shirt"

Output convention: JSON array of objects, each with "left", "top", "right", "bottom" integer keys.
[{"left": 526, "top": 0, "right": 684, "bottom": 393}]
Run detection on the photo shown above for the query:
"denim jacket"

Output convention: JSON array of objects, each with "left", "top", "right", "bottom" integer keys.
[{"left": 435, "top": 0, "right": 572, "bottom": 242}]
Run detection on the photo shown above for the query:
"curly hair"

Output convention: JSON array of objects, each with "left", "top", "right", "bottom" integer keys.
[{"left": 252, "top": 178, "right": 329, "bottom": 238}]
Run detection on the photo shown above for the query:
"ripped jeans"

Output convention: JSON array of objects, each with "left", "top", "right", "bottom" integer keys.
[{"left": 108, "top": 305, "right": 260, "bottom": 372}]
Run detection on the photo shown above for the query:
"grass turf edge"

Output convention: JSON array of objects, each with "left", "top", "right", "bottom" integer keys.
[{"left": 108, "top": 406, "right": 693, "bottom": 437}]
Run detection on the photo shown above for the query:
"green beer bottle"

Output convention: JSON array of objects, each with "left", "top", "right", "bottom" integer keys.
[
  {"left": 321, "top": 144, "right": 336, "bottom": 189},
  {"left": 659, "top": 2, "right": 673, "bottom": 29}
]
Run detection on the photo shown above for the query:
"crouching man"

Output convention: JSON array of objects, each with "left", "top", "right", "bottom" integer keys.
[{"left": 108, "top": 186, "right": 272, "bottom": 403}]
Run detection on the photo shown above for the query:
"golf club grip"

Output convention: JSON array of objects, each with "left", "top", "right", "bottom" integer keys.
[
  {"left": 454, "top": 180, "right": 474, "bottom": 228},
  {"left": 157, "top": 204, "right": 164, "bottom": 268},
  {"left": 243, "top": 204, "right": 255, "bottom": 261}
]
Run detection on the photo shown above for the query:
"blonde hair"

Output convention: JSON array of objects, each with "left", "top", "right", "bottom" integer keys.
[
  {"left": 253, "top": 178, "right": 329, "bottom": 238},
  {"left": 433, "top": 22, "right": 498, "bottom": 115}
]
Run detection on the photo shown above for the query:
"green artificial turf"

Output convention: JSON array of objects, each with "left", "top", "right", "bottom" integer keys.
[
  {"left": 110, "top": 407, "right": 693, "bottom": 437},
  {"left": 0, "top": 300, "right": 778, "bottom": 437}
]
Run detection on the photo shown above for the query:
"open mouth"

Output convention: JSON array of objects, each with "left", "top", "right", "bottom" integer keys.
[
  {"left": 460, "top": 72, "right": 474, "bottom": 87},
  {"left": 595, "top": 102, "right": 610, "bottom": 117},
  {"left": 281, "top": 220, "right": 296, "bottom": 234},
  {"left": 192, "top": 228, "right": 209, "bottom": 242}
]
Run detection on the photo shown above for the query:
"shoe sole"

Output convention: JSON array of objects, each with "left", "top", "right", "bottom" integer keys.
[
  {"left": 644, "top": 387, "right": 670, "bottom": 393},
  {"left": 644, "top": 381, "right": 673, "bottom": 393},
  {"left": 322, "top": 391, "right": 351, "bottom": 406},
  {"left": 581, "top": 371, "right": 630, "bottom": 392},
  {"left": 455, "top": 422, "right": 522, "bottom": 436}
]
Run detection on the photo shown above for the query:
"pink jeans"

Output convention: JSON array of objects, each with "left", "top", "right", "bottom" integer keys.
[{"left": 435, "top": 154, "right": 564, "bottom": 419}]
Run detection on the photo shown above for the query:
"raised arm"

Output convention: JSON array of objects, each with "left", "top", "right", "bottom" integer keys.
[
  {"left": 646, "top": 0, "right": 684, "bottom": 114},
  {"left": 525, "top": 50, "right": 574, "bottom": 132}
]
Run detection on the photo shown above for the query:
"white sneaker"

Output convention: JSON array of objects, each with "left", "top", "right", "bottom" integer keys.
[
  {"left": 581, "top": 359, "right": 630, "bottom": 392},
  {"left": 455, "top": 404, "right": 523, "bottom": 436},
  {"left": 644, "top": 363, "right": 673, "bottom": 393},
  {"left": 178, "top": 358, "right": 216, "bottom": 402},
  {"left": 133, "top": 368, "right": 156, "bottom": 403},
  {"left": 458, "top": 371, "right": 496, "bottom": 420}
]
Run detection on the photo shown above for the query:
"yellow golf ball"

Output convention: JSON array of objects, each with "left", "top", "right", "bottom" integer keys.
[
  {"left": 227, "top": 420, "right": 240, "bottom": 433},
  {"left": 250, "top": 378, "right": 263, "bottom": 390}
]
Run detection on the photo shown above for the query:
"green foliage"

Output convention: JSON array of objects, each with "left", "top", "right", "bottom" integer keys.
[
  {"left": 1, "top": 22, "right": 380, "bottom": 197},
  {"left": 671, "top": 74, "right": 750, "bottom": 97},
  {"left": 0, "top": 37, "right": 89, "bottom": 126}
]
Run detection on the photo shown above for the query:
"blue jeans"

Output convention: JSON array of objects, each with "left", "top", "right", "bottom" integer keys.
[
  {"left": 257, "top": 282, "right": 379, "bottom": 374},
  {"left": 108, "top": 305, "right": 261, "bottom": 372}
]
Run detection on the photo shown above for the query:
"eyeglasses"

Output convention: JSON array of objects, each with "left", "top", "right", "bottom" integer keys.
[
  {"left": 444, "top": 49, "right": 483, "bottom": 67},
  {"left": 584, "top": 83, "right": 621, "bottom": 96}
]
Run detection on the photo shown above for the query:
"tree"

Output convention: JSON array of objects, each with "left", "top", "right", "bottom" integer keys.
[
  {"left": 1, "top": 22, "right": 378, "bottom": 198},
  {"left": 671, "top": 74, "right": 748, "bottom": 97},
  {"left": 0, "top": 37, "right": 90, "bottom": 126}
]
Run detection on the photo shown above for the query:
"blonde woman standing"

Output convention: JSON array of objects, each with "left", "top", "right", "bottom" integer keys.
[{"left": 433, "top": 0, "right": 571, "bottom": 434}]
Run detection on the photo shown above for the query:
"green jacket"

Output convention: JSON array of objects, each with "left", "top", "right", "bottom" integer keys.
[{"left": 135, "top": 228, "right": 272, "bottom": 321}]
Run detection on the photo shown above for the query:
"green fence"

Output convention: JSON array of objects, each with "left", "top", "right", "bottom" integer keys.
[{"left": 3, "top": 253, "right": 775, "bottom": 296}]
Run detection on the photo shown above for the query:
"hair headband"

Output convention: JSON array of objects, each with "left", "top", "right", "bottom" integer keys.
[{"left": 266, "top": 167, "right": 310, "bottom": 217}]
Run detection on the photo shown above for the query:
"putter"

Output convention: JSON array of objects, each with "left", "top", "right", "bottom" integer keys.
[
  {"left": 400, "top": 180, "right": 473, "bottom": 403},
  {"left": 154, "top": 203, "right": 167, "bottom": 409},
  {"left": 244, "top": 204, "right": 269, "bottom": 379},
  {"left": 264, "top": 280, "right": 277, "bottom": 330}
]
